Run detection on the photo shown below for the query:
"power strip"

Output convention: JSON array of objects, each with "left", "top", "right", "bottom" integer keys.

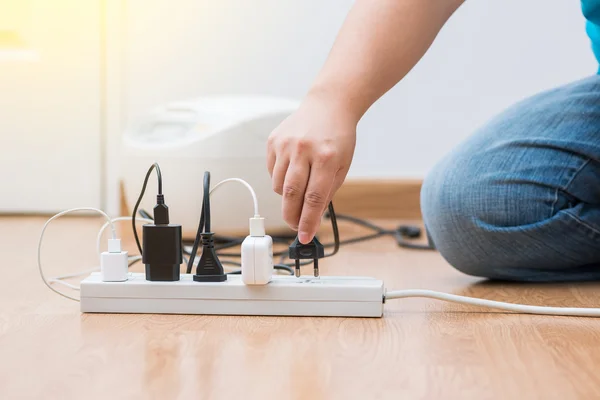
[{"left": 80, "top": 273, "right": 385, "bottom": 317}]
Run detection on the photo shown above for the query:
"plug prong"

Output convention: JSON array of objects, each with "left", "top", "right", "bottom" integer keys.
[
  {"left": 313, "top": 258, "right": 319, "bottom": 277},
  {"left": 295, "top": 259, "right": 301, "bottom": 277}
]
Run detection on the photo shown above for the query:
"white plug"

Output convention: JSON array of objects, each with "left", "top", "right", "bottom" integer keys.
[
  {"left": 241, "top": 217, "right": 273, "bottom": 285},
  {"left": 101, "top": 238, "right": 129, "bottom": 282}
]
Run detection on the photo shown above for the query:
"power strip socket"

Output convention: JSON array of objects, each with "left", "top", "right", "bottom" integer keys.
[{"left": 80, "top": 273, "right": 384, "bottom": 317}]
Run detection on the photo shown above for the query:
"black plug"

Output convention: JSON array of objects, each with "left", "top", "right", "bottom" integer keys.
[
  {"left": 193, "top": 232, "right": 227, "bottom": 282},
  {"left": 142, "top": 195, "right": 182, "bottom": 281},
  {"left": 289, "top": 236, "right": 325, "bottom": 277}
]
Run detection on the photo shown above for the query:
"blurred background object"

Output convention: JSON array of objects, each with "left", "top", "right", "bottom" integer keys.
[
  {"left": 0, "top": 0, "right": 597, "bottom": 221},
  {"left": 120, "top": 95, "right": 298, "bottom": 235}
]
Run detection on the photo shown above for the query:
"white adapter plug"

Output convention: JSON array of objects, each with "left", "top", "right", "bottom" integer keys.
[
  {"left": 101, "top": 239, "right": 129, "bottom": 282},
  {"left": 241, "top": 217, "right": 273, "bottom": 285},
  {"left": 241, "top": 235, "right": 273, "bottom": 285}
]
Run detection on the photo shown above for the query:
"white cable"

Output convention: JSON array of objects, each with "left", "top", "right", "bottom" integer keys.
[
  {"left": 96, "top": 216, "right": 154, "bottom": 257},
  {"left": 46, "top": 279, "right": 81, "bottom": 291},
  {"left": 38, "top": 208, "right": 116, "bottom": 302},
  {"left": 384, "top": 289, "right": 600, "bottom": 317},
  {"left": 44, "top": 217, "right": 151, "bottom": 295},
  {"left": 210, "top": 178, "right": 260, "bottom": 217},
  {"left": 50, "top": 266, "right": 101, "bottom": 280}
]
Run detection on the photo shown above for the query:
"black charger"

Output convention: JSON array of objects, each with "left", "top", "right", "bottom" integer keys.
[
  {"left": 132, "top": 164, "right": 183, "bottom": 282},
  {"left": 142, "top": 195, "right": 182, "bottom": 281}
]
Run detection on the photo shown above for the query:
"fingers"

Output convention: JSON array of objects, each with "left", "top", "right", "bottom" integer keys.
[
  {"left": 282, "top": 161, "right": 310, "bottom": 230},
  {"left": 271, "top": 156, "right": 289, "bottom": 195},
  {"left": 267, "top": 146, "right": 276, "bottom": 177},
  {"left": 298, "top": 165, "right": 336, "bottom": 244}
]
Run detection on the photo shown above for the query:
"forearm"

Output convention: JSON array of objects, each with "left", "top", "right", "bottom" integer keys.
[{"left": 308, "top": 0, "right": 465, "bottom": 121}]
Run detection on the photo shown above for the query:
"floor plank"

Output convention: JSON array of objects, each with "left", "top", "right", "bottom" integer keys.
[{"left": 1, "top": 216, "right": 600, "bottom": 400}]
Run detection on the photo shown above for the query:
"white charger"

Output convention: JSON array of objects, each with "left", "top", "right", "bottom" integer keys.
[
  {"left": 241, "top": 217, "right": 274, "bottom": 285},
  {"left": 101, "top": 238, "right": 129, "bottom": 282}
]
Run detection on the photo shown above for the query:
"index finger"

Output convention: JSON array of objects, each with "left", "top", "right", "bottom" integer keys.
[{"left": 297, "top": 167, "right": 336, "bottom": 244}]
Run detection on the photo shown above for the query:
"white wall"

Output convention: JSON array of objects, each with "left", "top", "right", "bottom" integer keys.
[
  {"left": 124, "top": 0, "right": 597, "bottom": 181},
  {"left": 0, "top": 0, "right": 103, "bottom": 213}
]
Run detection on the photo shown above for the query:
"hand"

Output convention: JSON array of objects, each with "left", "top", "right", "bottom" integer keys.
[{"left": 267, "top": 95, "right": 357, "bottom": 244}]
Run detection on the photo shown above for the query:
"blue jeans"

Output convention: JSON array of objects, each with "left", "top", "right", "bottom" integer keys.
[{"left": 421, "top": 74, "right": 600, "bottom": 282}]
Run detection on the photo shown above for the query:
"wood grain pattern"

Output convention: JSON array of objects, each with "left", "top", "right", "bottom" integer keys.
[
  {"left": 1, "top": 216, "right": 600, "bottom": 399},
  {"left": 334, "top": 179, "right": 422, "bottom": 219}
]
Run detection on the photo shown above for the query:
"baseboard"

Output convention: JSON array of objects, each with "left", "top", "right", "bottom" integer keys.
[{"left": 334, "top": 179, "right": 422, "bottom": 220}]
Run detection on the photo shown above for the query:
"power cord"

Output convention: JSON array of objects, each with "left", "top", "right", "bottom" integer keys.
[
  {"left": 38, "top": 208, "right": 117, "bottom": 302},
  {"left": 186, "top": 171, "right": 211, "bottom": 274},
  {"left": 202, "top": 213, "right": 431, "bottom": 263},
  {"left": 185, "top": 174, "right": 263, "bottom": 274},
  {"left": 41, "top": 215, "right": 162, "bottom": 296},
  {"left": 132, "top": 162, "right": 163, "bottom": 255},
  {"left": 383, "top": 290, "right": 600, "bottom": 317},
  {"left": 97, "top": 216, "right": 154, "bottom": 258},
  {"left": 220, "top": 260, "right": 295, "bottom": 276}
]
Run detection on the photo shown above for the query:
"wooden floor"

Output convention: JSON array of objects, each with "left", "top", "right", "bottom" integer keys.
[{"left": 2, "top": 216, "right": 600, "bottom": 399}]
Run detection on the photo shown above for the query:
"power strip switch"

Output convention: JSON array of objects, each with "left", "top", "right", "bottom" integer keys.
[{"left": 80, "top": 273, "right": 384, "bottom": 317}]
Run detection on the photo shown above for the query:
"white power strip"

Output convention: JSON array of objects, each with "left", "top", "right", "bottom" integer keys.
[{"left": 80, "top": 273, "right": 385, "bottom": 317}]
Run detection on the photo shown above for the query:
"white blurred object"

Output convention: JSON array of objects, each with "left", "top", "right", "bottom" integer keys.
[{"left": 121, "top": 95, "right": 299, "bottom": 236}]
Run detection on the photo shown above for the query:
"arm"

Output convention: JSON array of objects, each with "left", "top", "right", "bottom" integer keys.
[{"left": 267, "top": 0, "right": 465, "bottom": 243}]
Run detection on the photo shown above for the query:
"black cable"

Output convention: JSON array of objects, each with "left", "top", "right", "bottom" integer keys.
[
  {"left": 186, "top": 171, "right": 210, "bottom": 274},
  {"left": 129, "top": 256, "right": 188, "bottom": 268},
  {"left": 394, "top": 232, "right": 434, "bottom": 250},
  {"left": 273, "top": 264, "right": 295, "bottom": 275},
  {"left": 143, "top": 197, "right": 432, "bottom": 269},
  {"left": 129, "top": 257, "right": 142, "bottom": 267},
  {"left": 328, "top": 212, "right": 384, "bottom": 232},
  {"left": 204, "top": 171, "right": 211, "bottom": 233},
  {"left": 221, "top": 260, "right": 294, "bottom": 276},
  {"left": 324, "top": 202, "right": 339, "bottom": 258},
  {"left": 138, "top": 209, "right": 153, "bottom": 220},
  {"left": 132, "top": 163, "right": 163, "bottom": 255}
]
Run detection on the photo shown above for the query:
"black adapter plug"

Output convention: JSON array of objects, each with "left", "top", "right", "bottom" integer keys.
[
  {"left": 289, "top": 236, "right": 325, "bottom": 277},
  {"left": 142, "top": 195, "right": 183, "bottom": 282},
  {"left": 193, "top": 232, "right": 227, "bottom": 282}
]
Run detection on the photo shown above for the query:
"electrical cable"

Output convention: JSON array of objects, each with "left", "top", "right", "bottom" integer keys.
[
  {"left": 210, "top": 178, "right": 259, "bottom": 216},
  {"left": 126, "top": 254, "right": 188, "bottom": 268},
  {"left": 204, "top": 172, "right": 211, "bottom": 233},
  {"left": 47, "top": 216, "right": 169, "bottom": 293},
  {"left": 185, "top": 175, "right": 263, "bottom": 274},
  {"left": 186, "top": 171, "right": 210, "bottom": 273},
  {"left": 97, "top": 216, "right": 154, "bottom": 258},
  {"left": 213, "top": 211, "right": 430, "bottom": 260},
  {"left": 323, "top": 202, "right": 339, "bottom": 258},
  {"left": 220, "top": 260, "right": 295, "bottom": 276},
  {"left": 132, "top": 162, "right": 163, "bottom": 255},
  {"left": 384, "top": 289, "right": 600, "bottom": 317},
  {"left": 46, "top": 279, "right": 81, "bottom": 290},
  {"left": 38, "top": 208, "right": 116, "bottom": 302}
]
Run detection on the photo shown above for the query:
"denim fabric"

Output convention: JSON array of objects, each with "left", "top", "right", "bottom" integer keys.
[{"left": 421, "top": 74, "right": 600, "bottom": 282}]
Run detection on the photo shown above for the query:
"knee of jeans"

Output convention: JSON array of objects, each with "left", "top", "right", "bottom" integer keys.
[{"left": 421, "top": 160, "right": 508, "bottom": 279}]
